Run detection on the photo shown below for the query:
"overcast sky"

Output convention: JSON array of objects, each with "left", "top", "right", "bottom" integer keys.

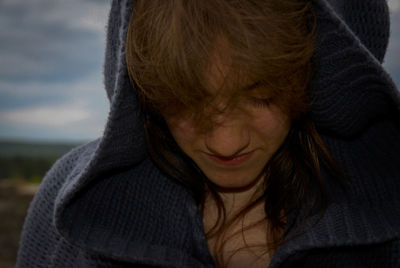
[
  {"left": 0, "top": 0, "right": 399, "bottom": 142},
  {"left": 0, "top": 0, "right": 110, "bottom": 142}
]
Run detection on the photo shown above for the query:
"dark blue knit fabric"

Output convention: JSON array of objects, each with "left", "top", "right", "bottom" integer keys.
[{"left": 16, "top": 0, "right": 400, "bottom": 267}]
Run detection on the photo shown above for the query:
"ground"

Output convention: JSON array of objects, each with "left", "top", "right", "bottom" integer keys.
[{"left": 0, "top": 179, "right": 36, "bottom": 268}]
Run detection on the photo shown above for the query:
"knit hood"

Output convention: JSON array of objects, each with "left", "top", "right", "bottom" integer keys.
[{"left": 53, "top": 0, "right": 400, "bottom": 267}]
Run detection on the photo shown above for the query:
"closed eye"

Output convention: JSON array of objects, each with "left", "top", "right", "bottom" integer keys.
[{"left": 247, "top": 97, "right": 273, "bottom": 108}]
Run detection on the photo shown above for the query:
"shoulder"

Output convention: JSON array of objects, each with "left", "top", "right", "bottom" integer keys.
[
  {"left": 16, "top": 139, "right": 101, "bottom": 267},
  {"left": 24, "top": 139, "right": 101, "bottom": 212}
]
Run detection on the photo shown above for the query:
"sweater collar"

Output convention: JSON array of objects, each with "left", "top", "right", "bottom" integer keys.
[
  {"left": 53, "top": 133, "right": 400, "bottom": 267},
  {"left": 270, "top": 119, "right": 400, "bottom": 267}
]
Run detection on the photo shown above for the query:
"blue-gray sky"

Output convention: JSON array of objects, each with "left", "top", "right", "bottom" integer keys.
[
  {"left": 0, "top": 0, "right": 399, "bottom": 142},
  {"left": 386, "top": 1, "right": 400, "bottom": 87},
  {"left": 0, "top": 0, "right": 110, "bottom": 142}
]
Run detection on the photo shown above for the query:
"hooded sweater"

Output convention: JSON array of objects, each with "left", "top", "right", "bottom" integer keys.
[{"left": 16, "top": 0, "right": 400, "bottom": 267}]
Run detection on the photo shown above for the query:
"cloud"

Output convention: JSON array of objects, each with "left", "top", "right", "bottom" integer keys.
[
  {"left": 0, "top": 72, "right": 109, "bottom": 141},
  {"left": 0, "top": 0, "right": 110, "bottom": 141},
  {"left": 0, "top": 103, "right": 91, "bottom": 127},
  {"left": 68, "top": 4, "right": 110, "bottom": 33},
  {"left": 0, "top": 0, "right": 109, "bottom": 33},
  {"left": 384, "top": 13, "right": 400, "bottom": 86},
  {"left": 0, "top": 96, "right": 108, "bottom": 141},
  {"left": 0, "top": 73, "right": 105, "bottom": 104},
  {"left": 0, "top": 0, "right": 109, "bottom": 83},
  {"left": 389, "top": 0, "right": 400, "bottom": 13}
]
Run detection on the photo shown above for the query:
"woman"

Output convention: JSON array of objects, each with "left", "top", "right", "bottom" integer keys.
[{"left": 16, "top": 0, "right": 400, "bottom": 267}]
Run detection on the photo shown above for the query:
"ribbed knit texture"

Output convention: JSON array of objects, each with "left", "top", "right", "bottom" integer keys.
[
  {"left": 310, "top": 0, "right": 399, "bottom": 137},
  {"left": 16, "top": 0, "right": 400, "bottom": 267}
]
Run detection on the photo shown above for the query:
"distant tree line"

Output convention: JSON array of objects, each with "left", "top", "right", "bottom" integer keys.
[
  {"left": 0, "top": 156, "right": 57, "bottom": 183},
  {"left": 0, "top": 140, "right": 82, "bottom": 183}
]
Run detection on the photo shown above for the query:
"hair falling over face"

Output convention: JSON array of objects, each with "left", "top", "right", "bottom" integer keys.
[{"left": 126, "top": 0, "right": 345, "bottom": 266}]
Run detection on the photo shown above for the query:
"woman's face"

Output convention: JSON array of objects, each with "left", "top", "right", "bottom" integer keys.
[{"left": 164, "top": 49, "right": 291, "bottom": 191}]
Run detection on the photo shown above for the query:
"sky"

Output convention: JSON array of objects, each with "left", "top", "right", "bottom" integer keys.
[
  {"left": 0, "top": 0, "right": 110, "bottom": 142},
  {"left": 0, "top": 0, "right": 399, "bottom": 143}
]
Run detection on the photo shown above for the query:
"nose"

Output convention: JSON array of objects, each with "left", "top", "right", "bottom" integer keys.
[{"left": 205, "top": 113, "right": 250, "bottom": 158}]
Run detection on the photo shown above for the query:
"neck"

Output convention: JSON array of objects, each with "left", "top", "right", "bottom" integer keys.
[
  {"left": 215, "top": 173, "right": 265, "bottom": 214},
  {"left": 202, "top": 174, "right": 266, "bottom": 232}
]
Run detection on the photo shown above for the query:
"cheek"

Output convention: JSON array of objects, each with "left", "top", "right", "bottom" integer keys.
[
  {"left": 166, "top": 118, "right": 199, "bottom": 149},
  {"left": 251, "top": 109, "right": 291, "bottom": 144}
]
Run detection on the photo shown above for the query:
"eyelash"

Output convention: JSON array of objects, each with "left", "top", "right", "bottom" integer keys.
[{"left": 248, "top": 97, "right": 273, "bottom": 108}]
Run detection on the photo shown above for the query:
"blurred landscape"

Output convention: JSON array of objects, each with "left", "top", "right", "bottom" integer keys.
[{"left": 0, "top": 140, "right": 81, "bottom": 268}]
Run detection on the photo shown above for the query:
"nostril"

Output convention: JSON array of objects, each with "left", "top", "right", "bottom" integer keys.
[
  {"left": 205, "top": 143, "right": 250, "bottom": 158},
  {"left": 204, "top": 128, "right": 251, "bottom": 158}
]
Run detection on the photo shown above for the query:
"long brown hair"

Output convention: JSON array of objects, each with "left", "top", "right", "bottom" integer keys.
[{"left": 126, "top": 0, "right": 345, "bottom": 266}]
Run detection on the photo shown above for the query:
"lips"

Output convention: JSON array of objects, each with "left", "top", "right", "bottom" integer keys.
[{"left": 205, "top": 151, "right": 254, "bottom": 166}]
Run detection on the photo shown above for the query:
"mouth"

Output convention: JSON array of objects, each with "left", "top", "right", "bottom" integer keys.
[{"left": 205, "top": 151, "right": 254, "bottom": 166}]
